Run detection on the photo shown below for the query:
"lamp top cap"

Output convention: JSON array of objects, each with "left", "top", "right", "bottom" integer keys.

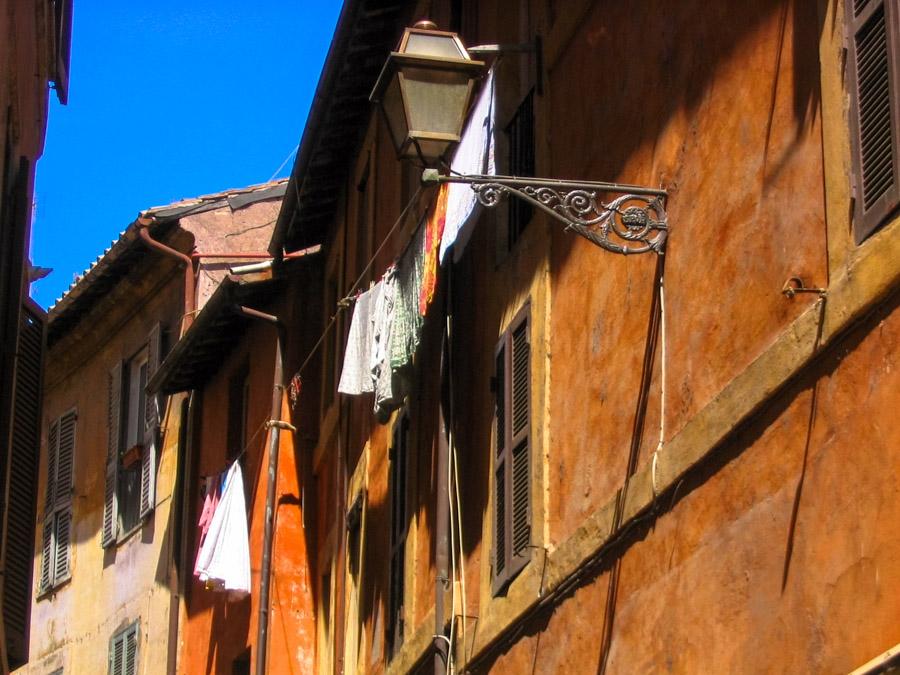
[{"left": 413, "top": 19, "right": 438, "bottom": 30}]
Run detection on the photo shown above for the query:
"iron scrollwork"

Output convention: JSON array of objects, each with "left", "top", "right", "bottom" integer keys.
[
  {"left": 421, "top": 170, "right": 668, "bottom": 254},
  {"left": 470, "top": 181, "right": 667, "bottom": 254}
]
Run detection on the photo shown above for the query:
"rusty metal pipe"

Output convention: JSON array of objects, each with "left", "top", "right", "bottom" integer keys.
[
  {"left": 138, "top": 218, "right": 195, "bottom": 331},
  {"left": 191, "top": 244, "right": 322, "bottom": 260},
  {"left": 235, "top": 305, "right": 285, "bottom": 675}
]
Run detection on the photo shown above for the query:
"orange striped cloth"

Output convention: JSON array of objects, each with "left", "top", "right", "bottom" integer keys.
[{"left": 419, "top": 184, "right": 448, "bottom": 315}]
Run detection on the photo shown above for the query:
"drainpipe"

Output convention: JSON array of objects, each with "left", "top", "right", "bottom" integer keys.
[
  {"left": 137, "top": 216, "right": 196, "bottom": 332},
  {"left": 235, "top": 305, "right": 287, "bottom": 675}
]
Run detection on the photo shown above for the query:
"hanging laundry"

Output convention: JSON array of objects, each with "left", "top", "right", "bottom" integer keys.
[
  {"left": 440, "top": 68, "right": 496, "bottom": 264},
  {"left": 371, "top": 268, "right": 405, "bottom": 420},
  {"left": 420, "top": 184, "right": 448, "bottom": 315},
  {"left": 193, "top": 475, "right": 221, "bottom": 577},
  {"left": 195, "top": 461, "right": 251, "bottom": 598},
  {"left": 337, "top": 284, "right": 379, "bottom": 395},
  {"left": 390, "top": 218, "right": 426, "bottom": 371}
]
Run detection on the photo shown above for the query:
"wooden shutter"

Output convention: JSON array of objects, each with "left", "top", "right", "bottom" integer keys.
[
  {"left": 38, "top": 517, "right": 53, "bottom": 593},
  {"left": 387, "top": 411, "right": 409, "bottom": 658},
  {"left": 39, "top": 419, "right": 59, "bottom": 592},
  {"left": 52, "top": 410, "right": 76, "bottom": 583},
  {"left": 6, "top": 304, "right": 44, "bottom": 666},
  {"left": 123, "top": 623, "right": 138, "bottom": 675},
  {"left": 103, "top": 362, "right": 123, "bottom": 547},
  {"left": 109, "top": 630, "right": 124, "bottom": 675},
  {"left": 140, "top": 325, "right": 162, "bottom": 519},
  {"left": 493, "top": 306, "right": 531, "bottom": 593},
  {"left": 847, "top": 0, "right": 900, "bottom": 242}
]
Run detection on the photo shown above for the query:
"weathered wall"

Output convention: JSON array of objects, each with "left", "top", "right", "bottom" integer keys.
[
  {"left": 24, "top": 262, "right": 184, "bottom": 675},
  {"left": 288, "top": 0, "right": 900, "bottom": 672},
  {"left": 179, "top": 266, "right": 321, "bottom": 674},
  {"left": 483, "top": 288, "right": 900, "bottom": 674}
]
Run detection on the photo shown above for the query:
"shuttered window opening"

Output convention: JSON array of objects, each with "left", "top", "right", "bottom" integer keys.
[
  {"left": 5, "top": 303, "right": 45, "bottom": 667},
  {"left": 846, "top": 0, "right": 900, "bottom": 242},
  {"left": 387, "top": 410, "right": 410, "bottom": 660},
  {"left": 102, "top": 324, "right": 163, "bottom": 548},
  {"left": 492, "top": 305, "right": 531, "bottom": 594},
  {"left": 39, "top": 408, "right": 76, "bottom": 594},
  {"left": 108, "top": 621, "right": 139, "bottom": 675},
  {"left": 506, "top": 90, "right": 536, "bottom": 249}
]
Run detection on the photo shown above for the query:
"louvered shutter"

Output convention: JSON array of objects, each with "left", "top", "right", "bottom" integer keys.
[
  {"left": 847, "top": 0, "right": 900, "bottom": 242},
  {"left": 109, "top": 631, "right": 124, "bottom": 675},
  {"left": 492, "top": 306, "right": 531, "bottom": 593},
  {"left": 38, "top": 517, "right": 53, "bottom": 593},
  {"left": 53, "top": 411, "right": 76, "bottom": 582},
  {"left": 140, "top": 324, "right": 162, "bottom": 519},
  {"left": 493, "top": 339, "right": 508, "bottom": 590},
  {"left": 103, "top": 362, "right": 123, "bottom": 547},
  {"left": 39, "top": 419, "right": 60, "bottom": 592},
  {"left": 123, "top": 623, "right": 138, "bottom": 675},
  {"left": 6, "top": 304, "right": 44, "bottom": 666},
  {"left": 509, "top": 316, "right": 531, "bottom": 573}
]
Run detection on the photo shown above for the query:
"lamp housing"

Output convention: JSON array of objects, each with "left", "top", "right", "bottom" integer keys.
[{"left": 370, "top": 23, "right": 484, "bottom": 164}]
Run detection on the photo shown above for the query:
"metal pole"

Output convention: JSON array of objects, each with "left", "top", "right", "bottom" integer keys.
[{"left": 236, "top": 306, "right": 285, "bottom": 675}]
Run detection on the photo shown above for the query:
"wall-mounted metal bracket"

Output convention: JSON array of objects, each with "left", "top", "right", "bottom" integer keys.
[
  {"left": 422, "top": 169, "right": 668, "bottom": 255},
  {"left": 468, "top": 36, "right": 543, "bottom": 94},
  {"left": 781, "top": 277, "right": 827, "bottom": 298}
]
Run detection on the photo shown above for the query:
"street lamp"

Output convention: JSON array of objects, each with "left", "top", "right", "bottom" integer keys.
[
  {"left": 370, "top": 20, "right": 485, "bottom": 163},
  {"left": 371, "top": 22, "right": 669, "bottom": 255}
]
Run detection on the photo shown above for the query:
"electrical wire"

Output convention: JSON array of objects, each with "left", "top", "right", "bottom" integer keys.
[{"left": 651, "top": 273, "right": 666, "bottom": 497}]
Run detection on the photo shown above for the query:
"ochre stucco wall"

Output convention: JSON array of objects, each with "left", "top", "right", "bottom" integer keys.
[
  {"left": 25, "top": 265, "right": 184, "bottom": 675},
  {"left": 483, "top": 289, "right": 900, "bottom": 674}
]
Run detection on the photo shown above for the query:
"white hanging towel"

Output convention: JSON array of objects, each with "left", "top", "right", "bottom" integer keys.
[
  {"left": 195, "top": 461, "right": 251, "bottom": 599},
  {"left": 440, "top": 68, "right": 496, "bottom": 264},
  {"left": 337, "top": 283, "right": 379, "bottom": 395}
]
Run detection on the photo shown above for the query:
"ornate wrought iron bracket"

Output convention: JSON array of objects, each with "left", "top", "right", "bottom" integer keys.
[{"left": 421, "top": 169, "right": 668, "bottom": 255}]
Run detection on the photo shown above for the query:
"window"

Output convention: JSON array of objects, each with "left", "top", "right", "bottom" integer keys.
[
  {"left": 506, "top": 90, "right": 536, "bottom": 249},
  {"left": 846, "top": 0, "right": 900, "bottom": 242},
  {"left": 227, "top": 364, "right": 250, "bottom": 462},
  {"left": 39, "top": 409, "right": 76, "bottom": 593},
  {"left": 108, "top": 621, "right": 139, "bottom": 675},
  {"left": 386, "top": 411, "right": 410, "bottom": 659},
  {"left": 102, "top": 325, "right": 162, "bottom": 547},
  {"left": 492, "top": 306, "right": 531, "bottom": 593}
]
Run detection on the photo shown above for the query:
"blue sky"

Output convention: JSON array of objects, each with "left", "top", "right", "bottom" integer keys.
[{"left": 30, "top": 1, "right": 342, "bottom": 309}]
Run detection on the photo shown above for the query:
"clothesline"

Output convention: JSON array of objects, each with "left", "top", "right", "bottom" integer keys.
[
  {"left": 198, "top": 417, "right": 268, "bottom": 480},
  {"left": 289, "top": 183, "right": 427, "bottom": 382}
]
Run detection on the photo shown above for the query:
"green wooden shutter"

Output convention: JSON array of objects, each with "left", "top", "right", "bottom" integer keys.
[
  {"left": 103, "top": 362, "right": 123, "bottom": 547},
  {"left": 109, "top": 621, "right": 139, "bottom": 675},
  {"left": 140, "top": 324, "right": 161, "bottom": 519},
  {"left": 846, "top": 0, "right": 900, "bottom": 242}
]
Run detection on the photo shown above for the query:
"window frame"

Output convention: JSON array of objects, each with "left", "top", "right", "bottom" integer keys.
[
  {"left": 38, "top": 408, "right": 77, "bottom": 595},
  {"left": 846, "top": 0, "right": 900, "bottom": 242},
  {"left": 108, "top": 620, "right": 139, "bottom": 675},
  {"left": 102, "top": 324, "right": 162, "bottom": 548},
  {"left": 492, "top": 303, "right": 532, "bottom": 595}
]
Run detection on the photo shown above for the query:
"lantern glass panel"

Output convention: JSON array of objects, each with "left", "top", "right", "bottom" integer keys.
[
  {"left": 404, "top": 33, "right": 466, "bottom": 59},
  {"left": 382, "top": 75, "right": 408, "bottom": 155},
  {"left": 403, "top": 68, "right": 471, "bottom": 138}
]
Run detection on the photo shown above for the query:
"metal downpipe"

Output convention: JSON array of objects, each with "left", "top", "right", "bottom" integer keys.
[
  {"left": 137, "top": 217, "right": 196, "bottom": 332},
  {"left": 235, "top": 305, "right": 286, "bottom": 675}
]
